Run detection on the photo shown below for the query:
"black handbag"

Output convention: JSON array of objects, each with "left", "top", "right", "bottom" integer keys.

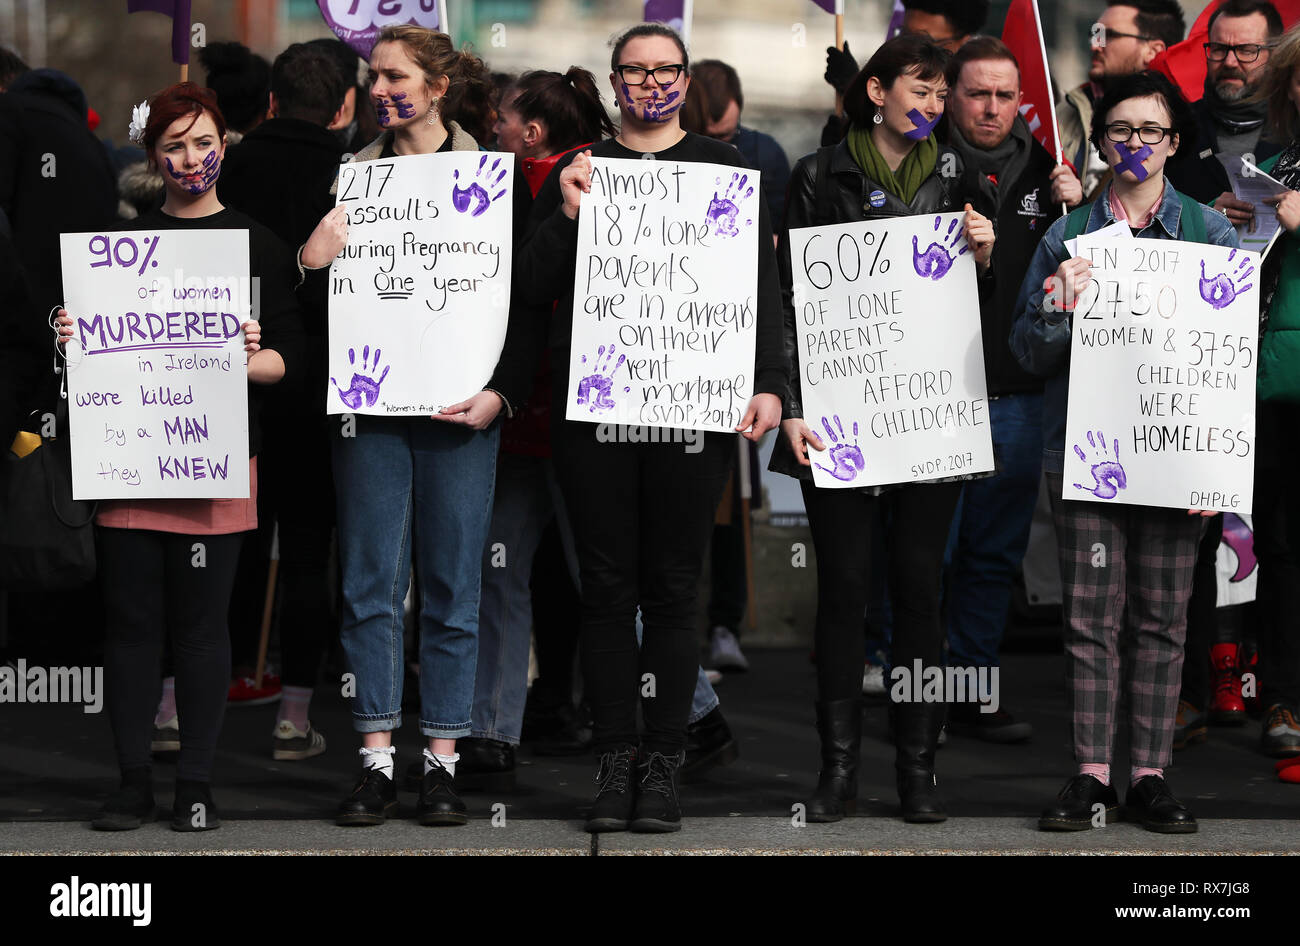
[{"left": 0, "top": 400, "right": 97, "bottom": 590}]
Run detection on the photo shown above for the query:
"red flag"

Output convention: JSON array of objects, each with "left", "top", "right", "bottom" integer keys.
[
  {"left": 1151, "top": 0, "right": 1300, "bottom": 102},
  {"left": 1002, "top": 0, "right": 1060, "bottom": 161}
]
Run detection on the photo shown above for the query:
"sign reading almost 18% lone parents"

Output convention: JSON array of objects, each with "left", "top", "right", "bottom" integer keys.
[
  {"left": 567, "top": 157, "right": 759, "bottom": 432},
  {"left": 787, "top": 212, "right": 995, "bottom": 489},
  {"left": 60, "top": 229, "right": 251, "bottom": 500},
  {"left": 1064, "top": 237, "right": 1258, "bottom": 513},
  {"left": 327, "top": 151, "right": 514, "bottom": 415}
]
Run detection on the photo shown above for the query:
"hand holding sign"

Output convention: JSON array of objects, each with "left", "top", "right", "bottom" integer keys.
[
  {"left": 962, "top": 204, "right": 995, "bottom": 267},
  {"left": 303, "top": 205, "right": 349, "bottom": 269},
  {"left": 560, "top": 150, "right": 594, "bottom": 221},
  {"left": 1263, "top": 190, "right": 1300, "bottom": 234}
]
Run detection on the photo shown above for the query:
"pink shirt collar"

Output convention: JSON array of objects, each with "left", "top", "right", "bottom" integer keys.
[{"left": 1107, "top": 183, "right": 1164, "bottom": 229}]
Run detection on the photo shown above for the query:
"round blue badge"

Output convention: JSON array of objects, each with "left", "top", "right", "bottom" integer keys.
[{"left": 869, "top": 189, "right": 887, "bottom": 208}]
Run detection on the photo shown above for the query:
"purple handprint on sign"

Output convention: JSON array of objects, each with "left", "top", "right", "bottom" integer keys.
[
  {"left": 911, "top": 215, "right": 968, "bottom": 280},
  {"left": 705, "top": 172, "right": 755, "bottom": 238},
  {"left": 575, "top": 344, "right": 629, "bottom": 414},
  {"left": 331, "top": 345, "right": 390, "bottom": 409},
  {"left": 1199, "top": 250, "right": 1255, "bottom": 310},
  {"left": 1072, "top": 429, "right": 1127, "bottom": 500},
  {"left": 813, "top": 415, "right": 866, "bottom": 482},
  {"left": 452, "top": 154, "right": 508, "bottom": 217}
]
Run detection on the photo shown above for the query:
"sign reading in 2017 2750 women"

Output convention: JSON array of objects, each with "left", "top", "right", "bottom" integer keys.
[
  {"left": 60, "top": 230, "right": 251, "bottom": 500},
  {"left": 326, "top": 151, "right": 514, "bottom": 415},
  {"left": 1064, "top": 238, "right": 1258, "bottom": 513},
  {"left": 787, "top": 213, "right": 994, "bottom": 489},
  {"left": 566, "top": 157, "right": 759, "bottom": 432}
]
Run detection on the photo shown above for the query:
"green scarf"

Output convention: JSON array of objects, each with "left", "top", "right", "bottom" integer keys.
[{"left": 846, "top": 123, "right": 938, "bottom": 205}]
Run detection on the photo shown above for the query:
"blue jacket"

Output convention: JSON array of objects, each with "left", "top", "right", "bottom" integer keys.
[
  {"left": 1008, "top": 178, "right": 1239, "bottom": 473},
  {"left": 733, "top": 125, "right": 791, "bottom": 229}
]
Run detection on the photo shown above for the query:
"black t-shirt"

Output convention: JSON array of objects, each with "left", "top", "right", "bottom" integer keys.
[{"left": 517, "top": 131, "right": 789, "bottom": 402}]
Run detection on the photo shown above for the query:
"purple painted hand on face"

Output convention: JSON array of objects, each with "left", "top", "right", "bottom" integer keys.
[
  {"left": 390, "top": 91, "right": 418, "bottom": 120},
  {"left": 812, "top": 414, "right": 865, "bottom": 482},
  {"left": 575, "top": 343, "right": 629, "bottom": 413},
  {"left": 1072, "top": 429, "right": 1127, "bottom": 500},
  {"left": 1199, "top": 251, "right": 1254, "bottom": 309},
  {"left": 1113, "top": 141, "right": 1153, "bottom": 181},
  {"left": 452, "top": 154, "right": 508, "bottom": 217},
  {"left": 903, "top": 108, "right": 941, "bottom": 141},
  {"left": 165, "top": 150, "right": 221, "bottom": 196},
  {"left": 911, "top": 215, "right": 968, "bottom": 280},
  {"left": 704, "top": 172, "right": 755, "bottom": 238},
  {"left": 375, "top": 99, "right": 391, "bottom": 127},
  {"left": 620, "top": 81, "right": 683, "bottom": 123},
  {"left": 331, "top": 345, "right": 390, "bottom": 409}
]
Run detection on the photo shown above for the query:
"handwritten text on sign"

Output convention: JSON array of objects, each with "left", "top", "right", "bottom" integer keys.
[
  {"left": 788, "top": 213, "right": 994, "bottom": 489},
  {"left": 327, "top": 151, "right": 513, "bottom": 415},
  {"left": 566, "top": 157, "right": 758, "bottom": 432},
  {"left": 60, "top": 229, "right": 250, "bottom": 500},
  {"left": 1064, "top": 238, "right": 1258, "bottom": 513}
]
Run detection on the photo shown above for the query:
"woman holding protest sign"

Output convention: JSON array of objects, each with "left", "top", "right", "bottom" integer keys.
[
  {"left": 772, "top": 34, "right": 995, "bottom": 825},
  {"left": 515, "top": 22, "right": 788, "bottom": 833},
  {"left": 297, "top": 25, "right": 539, "bottom": 828},
  {"left": 1010, "top": 71, "right": 1238, "bottom": 833},
  {"left": 55, "top": 81, "right": 302, "bottom": 831}
]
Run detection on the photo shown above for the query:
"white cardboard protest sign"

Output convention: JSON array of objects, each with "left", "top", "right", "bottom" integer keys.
[
  {"left": 1064, "top": 238, "right": 1257, "bottom": 513},
  {"left": 787, "top": 212, "right": 994, "bottom": 489},
  {"left": 327, "top": 151, "right": 514, "bottom": 415},
  {"left": 60, "top": 229, "right": 251, "bottom": 500},
  {"left": 566, "top": 157, "right": 758, "bottom": 432}
]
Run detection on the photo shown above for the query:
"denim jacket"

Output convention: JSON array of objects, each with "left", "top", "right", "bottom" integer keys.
[{"left": 1008, "top": 178, "right": 1239, "bottom": 473}]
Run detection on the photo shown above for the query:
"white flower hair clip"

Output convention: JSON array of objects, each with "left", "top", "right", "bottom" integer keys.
[{"left": 128, "top": 100, "right": 150, "bottom": 146}]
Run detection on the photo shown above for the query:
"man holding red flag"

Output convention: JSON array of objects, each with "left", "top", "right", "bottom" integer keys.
[{"left": 1057, "top": 1, "right": 1186, "bottom": 200}]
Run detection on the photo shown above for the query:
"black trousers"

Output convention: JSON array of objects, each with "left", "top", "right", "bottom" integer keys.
[
  {"left": 1180, "top": 515, "right": 1224, "bottom": 710},
  {"left": 553, "top": 418, "right": 733, "bottom": 754},
  {"left": 1255, "top": 401, "right": 1300, "bottom": 708},
  {"left": 801, "top": 481, "right": 962, "bottom": 702},
  {"left": 99, "top": 527, "right": 242, "bottom": 782}
]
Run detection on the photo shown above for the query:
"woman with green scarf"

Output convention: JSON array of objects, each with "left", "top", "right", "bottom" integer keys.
[{"left": 769, "top": 34, "right": 994, "bottom": 824}]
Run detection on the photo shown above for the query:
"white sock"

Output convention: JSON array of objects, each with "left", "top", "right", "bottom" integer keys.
[
  {"left": 359, "top": 745, "right": 395, "bottom": 779},
  {"left": 277, "top": 685, "right": 312, "bottom": 730},
  {"left": 424, "top": 748, "right": 459, "bottom": 777},
  {"left": 154, "top": 677, "right": 177, "bottom": 727}
]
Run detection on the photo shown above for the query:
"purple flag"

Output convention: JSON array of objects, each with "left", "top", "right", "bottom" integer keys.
[
  {"left": 886, "top": 0, "right": 905, "bottom": 38},
  {"left": 316, "top": 0, "right": 441, "bottom": 61},
  {"left": 126, "top": 0, "right": 192, "bottom": 66},
  {"left": 810, "top": 0, "right": 845, "bottom": 13},
  {"left": 644, "top": 0, "right": 686, "bottom": 23}
]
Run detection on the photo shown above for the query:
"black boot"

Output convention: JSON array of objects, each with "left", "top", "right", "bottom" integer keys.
[
  {"left": 894, "top": 701, "right": 947, "bottom": 823},
  {"left": 805, "top": 698, "right": 862, "bottom": 823},
  {"left": 92, "top": 767, "right": 155, "bottom": 831}
]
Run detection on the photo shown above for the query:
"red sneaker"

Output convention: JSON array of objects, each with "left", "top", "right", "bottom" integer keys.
[
  {"left": 1209, "top": 643, "right": 1246, "bottom": 725},
  {"left": 228, "top": 673, "right": 282, "bottom": 706}
]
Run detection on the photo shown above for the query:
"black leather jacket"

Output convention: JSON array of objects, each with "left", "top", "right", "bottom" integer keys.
[{"left": 769, "top": 139, "right": 970, "bottom": 483}]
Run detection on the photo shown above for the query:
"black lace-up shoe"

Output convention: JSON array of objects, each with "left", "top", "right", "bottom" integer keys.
[
  {"left": 584, "top": 745, "right": 637, "bottom": 833},
  {"left": 417, "top": 757, "right": 469, "bottom": 826},
  {"left": 1125, "top": 775, "right": 1198, "bottom": 834},
  {"left": 1038, "top": 774, "right": 1119, "bottom": 831},
  {"left": 336, "top": 767, "right": 399, "bottom": 826},
  {"left": 630, "top": 749, "right": 683, "bottom": 833}
]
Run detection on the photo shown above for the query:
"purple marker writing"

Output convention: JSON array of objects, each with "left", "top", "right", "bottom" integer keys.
[{"left": 904, "top": 108, "right": 941, "bottom": 141}]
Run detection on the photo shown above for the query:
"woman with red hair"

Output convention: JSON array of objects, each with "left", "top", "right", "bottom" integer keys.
[{"left": 56, "top": 82, "right": 301, "bottom": 831}]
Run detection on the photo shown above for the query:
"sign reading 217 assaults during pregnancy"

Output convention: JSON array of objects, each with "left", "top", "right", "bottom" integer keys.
[
  {"left": 566, "top": 157, "right": 758, "bottom": 432},
  {"left": 327, "top": 151, "right": 513, "bottom": 414},
  {"left": 787, "top": 213, "right": 995, "bottom": 489},
  {"left": 60, "top": 230, "right": 251, "bottom": 500},
  {"left": 1064, "top": 238, "right": 1258, "bottom": 513}
]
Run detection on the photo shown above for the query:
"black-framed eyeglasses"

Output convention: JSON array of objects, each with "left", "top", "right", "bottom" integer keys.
[
  {"left": 1105, "top": 122, "right": 1175, "bottom": 145},
  {"left": 1092, "top": 25, "right": 1155, "bottom": 44},
  {"left": 615, "top": 64, "right": 685, "bottom": 86},
  {"left": 1204, "top": 42, "right": 1270, "bottom": 63}
]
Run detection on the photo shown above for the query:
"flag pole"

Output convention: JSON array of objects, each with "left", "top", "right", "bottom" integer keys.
[
  {"left": 833, "top": 1, "right": 845, "bottom": 117},
  {"left": 1030, "top": 0, "right": 1069, "bottom": 215},
  {"left": 180, "top": 63, "right": 187, "bottom": 82},
  {"left": 682, "top": 0, "right": 695, "bottom": 44},
  {"left": 439, "top": 0, "right": 450, "bottom": 39}
]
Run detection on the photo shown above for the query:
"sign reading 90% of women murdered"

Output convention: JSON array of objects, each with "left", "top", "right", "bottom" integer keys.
[
  {"left": 566, "top": 157, "right": 759, "bottom": 432},
  {"left": 787, "top": 212, "right": 994, "bottom": 489},
  {"left": 60, "top": 229, "right": 251, "bottom": 500},
  {"left": 327, "top": 150, "right": 514, "bottom": 415},
  {"left": 1064, "top": 238, "right": 1258, "bottom": 513}
]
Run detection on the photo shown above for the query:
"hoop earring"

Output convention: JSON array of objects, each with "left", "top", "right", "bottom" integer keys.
[
  {"left": 872, "top": 110, "right": 883, "bottom": 125},
  {"left": 427, "top": 96, "right": 442, "bottom": 126}
]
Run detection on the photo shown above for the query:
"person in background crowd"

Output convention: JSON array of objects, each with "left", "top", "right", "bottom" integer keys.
[
  {"left": 305, "top": 37, "right": 378, "bottom": 154},
  {"left": 1243, "top": 22, "right": 1300, "bottom": 765},
  {"left": 1163, "top": 0, "right": 1283, "bottom": 752},
  {"left": 200, "top": 42, "right": 271, "bottom": 144},
  {"left": 1058, "top": 0, "right": 1185, "bottom": 201},
  {"left": 56, "top": 82, "right": 301, "bottom": 831},
  {"left": 516, "top": 23, "right": 787, "bottom": 833},
  {"left": 218, "top": 42, "right": 349, "bottom": 761},
  {"left": 821, "top": 0, "right": 989, "bottom": 145},
  {"left": 941, "top": 37, "right": 1080, "bottom": 744},
  {"left": 774, "top": 35, "right": 995, "bottom": 825},
  {"left": 1012, "top": 70, "right": 1237, "bottom": 834}
]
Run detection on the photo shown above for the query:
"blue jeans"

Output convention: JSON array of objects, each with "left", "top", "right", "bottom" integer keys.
[
  {"left": 333, "top": 415, "right": 499, "bottom": 737},
  {"left": 947, "top": 393, "right": 1044, "bottom": 668},
  {"left": 471, "top": 452, "right": 579, "bottom": 744}
]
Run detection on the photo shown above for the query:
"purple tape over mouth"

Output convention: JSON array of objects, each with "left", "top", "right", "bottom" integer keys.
[
  {"left": 903, "top": 108, "right": 940, "bottom": 141},
  {"left": 1114, "top": 142, "right": 1153, "bottom": 180}
]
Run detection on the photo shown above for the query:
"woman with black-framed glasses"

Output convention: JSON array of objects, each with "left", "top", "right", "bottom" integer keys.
[{"left": 515, "top": 22, "right": 788, "bottom": 834}]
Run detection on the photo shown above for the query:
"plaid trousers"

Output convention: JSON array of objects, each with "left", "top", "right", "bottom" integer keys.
[{"left": 1046, "top": 473, "right": 1206, "bottom": 768}]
